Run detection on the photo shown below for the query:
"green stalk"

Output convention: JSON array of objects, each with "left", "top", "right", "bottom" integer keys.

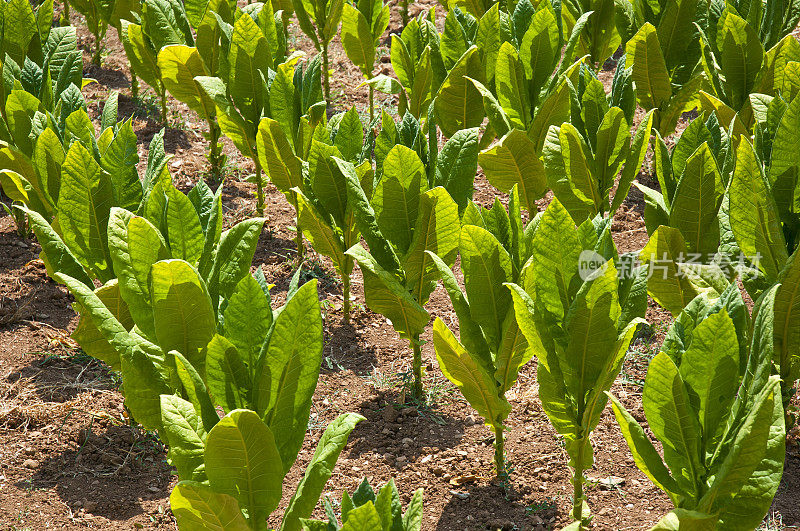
[
  {"left": 130, "top": 73, "right": 139, "bottom": 98},
  {"left": 208, "top": 118, "right": 223, "bottom": 181},
  {"left": 572, "top": 438, "right": 586, "bottom": 529},
  {"left": 342, "top": 262, "right": 351, "bottom": 323},
  {"left": 160, "top": 92, "right": 168, "bottom": 123},
  {"left": 61, "top": 0, "right": 70, "bottom": 26},
  {"left": 494, "top": 423, "right": 506, "bottom": 479},
  {"left": 291, "top": 191, "right": 304, "bottom": 261},
  {"left": 92, "top": 27, "right": 104, "bottom": 65},
  {"left": 322, "top": 40, "right": 331, "bottom": 102},
  {"left": 254, "top": 156, "right": 265, "bottom": 217},
  {"left": 411, "top": 335, "right": 423, "bottom": 398},
  {"left": 401, "top": 0, "right": 408, "bottom": 26},
  {"left": 369, "top": 83, "right": 375, "bottom": 125}
]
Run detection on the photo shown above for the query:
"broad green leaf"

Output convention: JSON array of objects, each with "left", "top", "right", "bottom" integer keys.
[
  {"left": 204, "top": 409, "right": 283, "bottom": 525},
  {"left": 262, "top": 280, "right": 323, "bottom": 473},
  {"left": 668, "top": 143, "right": 725, "bottom": 256},
  {"left": 434, "top": 128, "right": 479, "bottom": 212},
  {"left": 678, "top": 311, "right": 739, "bottom": 445},
  {"left": 626, "top": 23, "right": 672, "bottom": 110},
  {"left": 256, "top": 117, "right": 303, "bottom": 195},
  {"left": 108, "top": 212, "right": 168, "bottom": 339},
  {"left": 518, "top": 5, "right": 559, "bottom": 97},
  {"left": 341, "top": 4, "right": 374, "bottom": 75},
  {"left": 18, "top": 206, "right": 93, "bottom": 288},
  {"left": 433, "top": 318, "right": 511, "bottom": 427},
  {"left": 495, "top": 42, "right": 529, "bottom": 130},
  {"left": 729, "top": 139, "right": 788, "bottom": 280},
  {"left": 543, "top": 123, "right": 600, "bottom": 223},
  {"left": 224, "top": 274, "right": 271, "bottom": 370},
  {"left": 459, "top": 224, "right": 513, "bottom": 351},
  {"left": 346, "top": 244, "right": 429, "bottom": 339},
  {"left": 402, "top": 187, "right": 460, "bottom": 305},
  {"left": 160, "top": 395, "right": 207, "bottom": 483},
  {"left": 151, "top": 259, "right": 216, "bottom": 373},
  {"left": 372, "top": 144, "right": 426, "bottom": 254},
  {"left": 166, "top": 185, "right": 205, "bottom": 266},
  {"left": 171, "top": 481, "right": 250, "bottom": 530},
  {"left": 640, "top": 226, "right": 704, "bottom": 316},
  {"left": 280, "top": 412, "right": 366, "bottom": 531},
  {"left": 608, "top": 392, "right": 681, "bottom": 497},
  {"left": 158, "top": 45, "right": 216, "bottom": 120},
  {"left": 435, "top": 46, "right": 485, "bottom": 138},
  {"left": 58, "top": 141, "right": 114, "bottom": 281},
  {"left": 72, "top": 279, "right": 133, "bottom": 371},
  {"left": 642, "top": 352, "right": 702, "bottom": 496},
  {"left": 208, "top": 217, "right": 266, "bottom": 306},
  {"left": 479, "top": 129, "right": 546, "bottom": 214},
  {"left": 716, "top": 10, "right": 764, "bottom": 110}
]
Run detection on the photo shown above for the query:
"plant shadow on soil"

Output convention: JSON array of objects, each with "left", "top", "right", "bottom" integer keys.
[
  {"left": 84, "top": 64, "right": 131, "bottom": 90},
  {"left": 15, "top": 422, "right": 171, "bottom": 521},
  {"left": 434, "top": 483, "right": 559, "bottom": 530}
]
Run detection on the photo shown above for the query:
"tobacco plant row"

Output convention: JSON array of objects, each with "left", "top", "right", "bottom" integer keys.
[{"left": 2, "top": 0, "right": 800, "bottom": 528}]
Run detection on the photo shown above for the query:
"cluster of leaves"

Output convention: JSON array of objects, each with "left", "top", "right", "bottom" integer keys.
[
  {"left": 609, "top": 285, "right": 785, "bottom": 530},
  {"left": 508, "top": 198, "right": 647, "bottom": 527},
  {"left": 303, "top": 478, "right": 423, "bottom": 530}
]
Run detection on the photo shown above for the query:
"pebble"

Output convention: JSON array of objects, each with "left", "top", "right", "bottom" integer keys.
[
  {"left": 395, "top": 456, "right": 407, "bottom": 464},
  {"left": 401, "top": 438, "right": 413, "bottom": 445},
  {"left": 625, "top": 503, "right": 635, "bottom": 509},
  {"left": 464, "top": 415, "right": 476, "bottom": 426},
  {"left": 148, "top": 486, "right": 160, "bottom": 493},
  {"left": 22, "top": 459, "right": 38, "bottom": 469},
  {"left": 83, "top": 501, "right": 98, "bottom": 512}
]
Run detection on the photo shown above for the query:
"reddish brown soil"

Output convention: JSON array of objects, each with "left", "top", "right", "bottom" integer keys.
[{"left": 2, "top": 3, "right": 800, "bottom": 531}]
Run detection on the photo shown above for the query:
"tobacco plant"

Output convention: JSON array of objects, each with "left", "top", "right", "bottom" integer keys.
[
  {"left": 302, "top": 478, "right": 423, "bottom": 530},
  {"left": 636, "top": 113, "right": 730, "bottom": 258},
  {"left": 543, "top": 65, "right": 654, "bottom": 223},
  {"left": 0, "top": 5, "right": 85, "bottom": 124},
  {"left": 292, "top": 0, "right": 343, "bottom": 101},
  {"left": 388, "top": 10, "right": 443, "bottom": 121},
  {"left": 696, "top": 7, "right": 800, "bottom": 131},
  {"left": 346, "top": 144, "right": 462, "bottom": 397},
  {"left": 71, "top": 0, "right": 139, "bottom": 65},
  {"left": 157, "top": 43, "right": 226, "bottom": 179},
  {"left": 620, "top": 0, "right": 706, "bottom": 136},
  {"left": 430, "top": 187, "right": 536, "bottom": 480},
  {"left": 725, "top": 132, "right": 800, "bottom": 420},
  {"left": 120, "top": 0, "right": 195, "bottom": 122},
  {"left": 609, "top": 286, "right": 785, "bottom": 530},
  {"left": 340, "top": 0, "right": 390, "bottom": 122},
  {"left": 561, "top": 0, "right": 620, "bottom": 68},
  {"left": 171, "top": 408, "right": 364, "bottom": 531},
  {"left": 290, "top": 108, "right": 373, "bottom": 321},
  {"left": 197, "top": 25, "right": 322, "bottom": 216},
  {"left": 507, "top": 198, "right": 647, "bottom": 528},
  {"left": 0, "top": 93, "right": 143, "bottom": 257}
]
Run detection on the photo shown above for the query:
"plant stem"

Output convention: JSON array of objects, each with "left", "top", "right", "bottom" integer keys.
[
  {"left": 572, "top": 439, "right": 586, "bottom": 529},
  {"left": 291, "top": 192, "right": 304, "bottom": 261},
  {"left": 93, "top": 33, "right": 102, "bottom": 65},
  {"left": 160, "top": 93, "right": 168, "bottom": 123},
  {"left": 342, "top": 267, "right": 351, "bottom": 323},
  {"left": 401, "top": 0, "right": 409, "bottom": 26},
  {"left": 254, "top": 157, "right": 265, "bottom": 217},
  {"left": 412, "top": 335, "right": 423, "bottom": 399},
  {"left": 494, "top": 423, "right": 506, "bottom": 479},
  {"left": 208, "top": 118, "right": 223, "bottom": 181},
  {"left": 322, "top": 40, "right": 331, "bottom": 102},
  {"left": 369, "top": 83, "right": 375, "bottom": 125},
  {"left": 61, "top": 0, "right": 70, "bottom": 26}
]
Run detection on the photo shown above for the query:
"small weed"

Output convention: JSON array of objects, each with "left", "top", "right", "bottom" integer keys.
[
  {"left": 759, "top": 512, "right": 789, "bottom": 530},
  {"left": 527, "top": 497, "right": 558, "bottom": 514},
  {"left": 130, "top": 93, "right": 161, "bottom": 121}
]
